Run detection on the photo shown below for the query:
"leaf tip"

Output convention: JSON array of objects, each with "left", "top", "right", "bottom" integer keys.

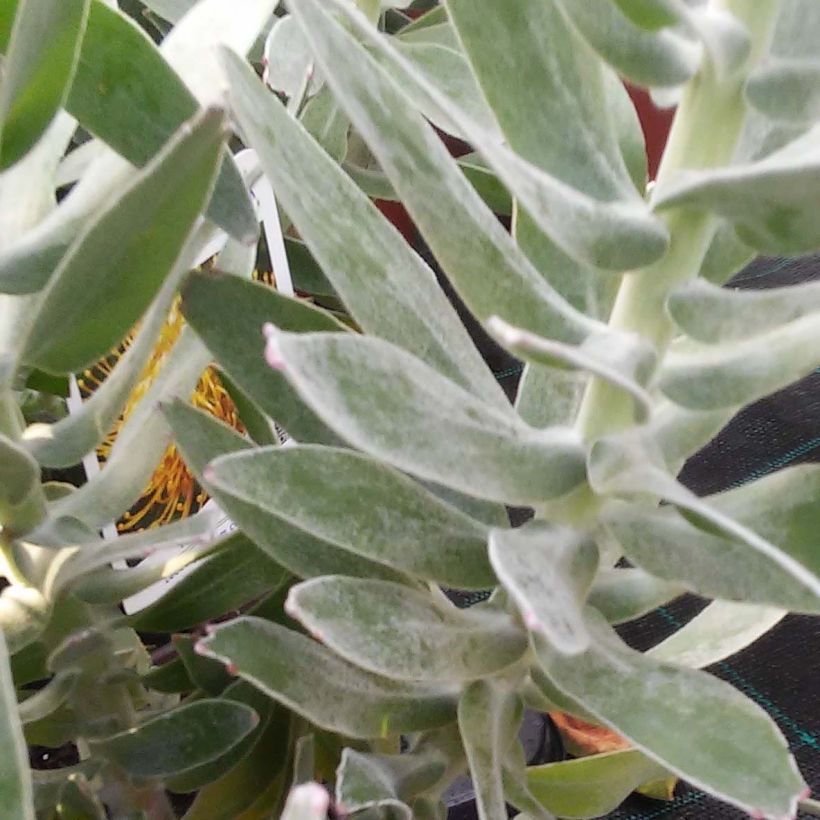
[{"left": 262, "top": 322, "right": 287, "bottom": 371}]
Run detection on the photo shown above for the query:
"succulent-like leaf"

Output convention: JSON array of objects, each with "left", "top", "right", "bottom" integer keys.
[
  {"left": 488, "top": 317, "right": 654, "bottom": 421},
  {"left": 445, "top": 0, "right": 637, "bottom": 201},
  {"left": 291, "top": 0, "right": 669, "bottom": 274},
  {"left": 21, "top": 108, "right": 226, "bottom": 374},
  {"left": 588, "top": 568, "right": 683, "bottom": 625},
  {"left": 0, "top": 631, "right": 34, "bottom": 820},
  {"left": 533, "top": 611, "right": 805, "bottom": 818},
  {"left": 286, "top": 577, "right": 527, "bottom": 681},
  {"left": 590, "top": 435, "right": 820, "bottom": 602},
  {"left": 458, "top": 681, "right": 522, "bottom": 820},
  {"left": 179, "top": 271, "right": 343, "bottom": 444},
  {"left": 66, "top": 0, "right": 256, "bottom": 244},
  {"left": 266, "top": 330, "right": 587, "bottom": 505},
  {"left": 0, "top": 432, "right": 45, "bottom": 535},
  {"left": 488, "top": 522, "right": 598, "bottom": 653},
  {"left": 206, "top": 445, "right": 495, "bottom": 589},
  {"left": 556, "top": 0, "right": 699, "bottom": 88},
  {"left": 668, "top": 276, "right": 820, "bottom": 342},
  {"left": 89, "top": 699, "right": 258, "bottom": 780},
  {"left": 0, "top": 0, "right": 88, "bottom": 169},
  {"left": 198, "top": 617, "right": 458, "bottom": 738},
  {"left": 220, "top": 47, "right": 507, "bottom": 407},
  {"left": 336, "top": 747, "right": 446, "bottom": 817},
  {"left": 746, "top": 58, "right": 820, "bottom": 123},
  {"left": 658, "top": 312, "right": 820, "bottom": 409},
  {"left": 524, "top": 749, "right": 669, "bottom": 819},
  {"left": 648, "top": 600, "right": 786, "bottom": 669},
  {"left": 605, "top": 498, "right": 820, "bottom": 614},
  {"left": 655, "top": 123, "right": 820, "bottom": 253}
]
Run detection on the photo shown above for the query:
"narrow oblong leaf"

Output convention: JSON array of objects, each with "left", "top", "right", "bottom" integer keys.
[
  {"left": 198, "top": 617, "right": 458, "bottom": 738},
  {"left": 533, "top": 611, "right": 805, "bottom": 818},
  {"left": 488, "top": 317, "right": 654, "bottom": 422},
  {"left": 0, "top": 631, "right": 35, "bottom": 820},
  {"left": 67, "top": 1, "right": 255, "bottom": 242},
  {"left": 488, "top": 522, "right": 598, "bottom": 654},
  {"left": 267, "top": 330, "right": 587, "bottom": 505},
  {"left": 658, "top": 312, "right": 820, "bottom": 410},
  {"left": 0, "top": 0, "right": 88, "bottom": 168},
  {"left": 654, "top": 124, "right": 820, "bottom": 254},
  {"left": 746, "top": 58, "right": 820, "bottom": 123},
  {"left": 179, "top": 270, "right": 343, "bottom": 444},
  {"left": 524, "top": 749, "right": 669, "bottom": 819},
  {"left": 458, "top": 681, "right": 522, "bottom": 820},
  {"left": 0, "top": 432, "right": 46, "bottom": 535},
  {"left": 290, "top": 0, "right": 669, "bottom": 276},
  {"left": 589, "top": 434, "right": 820, "bottom": 603},
  {"left": 206, "top": 445, "right": 495, "bottom": 589},
  {"left": 603, "top": 503, "right": 820, "bottom": 614},
  {"left": 556, "top": 0, "right": 699, "bottom": 88},
  {"left": 89, "top": 700, "right": 258, "bottom": 780},
  {"left": 22, "top": 108, "right": 227, "bottom": 374},
  {"left": 129, "top": 533, "right": 288, "bottom": 633},
  {"left": 286, "top": 577, "right": 527, "bottom": 682},
  {"left": 444, "top": 0, "right": 637, "bottom": 201},
  {"left": 667, "top": 276, "right": 820, "bottom": 342},
  {"left": 220, "top": 47, "right": 507, "bottom": 407},
  {"left": 588, "top": 568, "right": 683, "bottom": 625},
  {"left": 648, "top": 600, "right": 786, "bottom": 669}
]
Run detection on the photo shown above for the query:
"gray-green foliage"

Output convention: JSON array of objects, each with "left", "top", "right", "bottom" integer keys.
[{"left": 0, "top": 0, "right": 818, "bottom": 818}]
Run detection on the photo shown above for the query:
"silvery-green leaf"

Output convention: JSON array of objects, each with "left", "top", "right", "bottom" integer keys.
[
  {"left": 0, "top": 432, "right": 46, "bottom": 535},
  {"left": 668, "top": 276, "right": 820, "bottom": 342},
  {"left": 291, "top": 0, "right": 669, "bottom": 275},
  {"left": 514, "top": 365, "right": 585, "bottom": 429},
  {"left": 589, "top": 434, "right": 820, "bottom": 602},
  {"left": 206, "top": 445, "right": 495, "bottom": 589},
  {"left": 180, "top": 271, "right": 342, "bottom": 444},
  {"left": 388, "top": 40, "right": 500, "bottom": 138},
  {"left": 445, "top": 0, "right": 637, "bottom": 201},
  {"left": 164, "top": 396, "right": 402, "bottom": 583},
  {"left": 267, "top": 330, "right": 587, "bottom": 505},
  {"left": 221, "top": 48, "right": 506, "bottom": 407},
  {"left": 89, "top": 700, "right": 258, "bottom": 780},
  {"left": 286, "top": 577, "right": 527, "bottom": 682},
  {"left": 140, "top": 0, "right": 197, "bottom": 24},
  {"left": 556, "top": 0, "right": 699, "bottom": 88},
  {"left": 335, "top": 747, "right": 445, "bottom": 817},
  {"left": 699, "top": 221, "right": 754, "bottom": 284},
  {"left": 658, "top": 312, "right": 820, "bottom": 409},
  {"left": 488, "top": 522, "right": 598, "bottom": 654},
  {"left": 21, "top": 108, "right": 226, "bottom": 374},
  {"left": 589, "top": 568, "right": 683, "bottom": 625},
  {"left": 654, "top": 124, "right": 820, "bottom": 253},
  {"left": 0, "top": 0, "right": 87, "bottom": 169},
  {"left": 651, "top": 401, "right": 734, "bottom": 471},
  {"left": 0, "top": 631, "right": 34, "bottom": 820},
  {"left": 523, "top": 749, "right": 669, "bottom": 819},
  {"left": 458, "top": 681, "right": 522, "bottom": 820},
  {"left": 746, "top": 58, "right": 820, "bottom": 123},
  {"left": 604, "top": 68, "right": 648, "bottom": 193},
  {"left": 198, "top": 617, "right": 458, "bottom": 738},
  {"left": 263, "top": 16, "right": 322, "bottom": 98},
  {"left": 299, "top": 88, "right": 348, "bottom": 163},
  {"left": 18, "top": 672, "right": 77, "bottom": 724},
  {"left": 397, "top": 20, "right": 457, "bottom": 48},
  {"left": 533, "top": 611, "right": 805, "bottom": 818},
  {"left": 488, "top": 317, "right": 654, "bottom": 422},
  {"left": 648, "top": 600, "right": 786, "bottom": 669},
  {"left": 65, "top": 1, "right": 258, "bottom": 245}
]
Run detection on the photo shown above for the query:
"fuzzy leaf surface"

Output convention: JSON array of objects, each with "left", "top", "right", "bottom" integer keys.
[{"left": 199, "top": 617, "right": 458, "bottom": 738}]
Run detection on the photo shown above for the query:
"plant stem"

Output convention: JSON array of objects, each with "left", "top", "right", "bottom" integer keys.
[{"left": 575, "top": 0, "right": 782, "bottom": 440}]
